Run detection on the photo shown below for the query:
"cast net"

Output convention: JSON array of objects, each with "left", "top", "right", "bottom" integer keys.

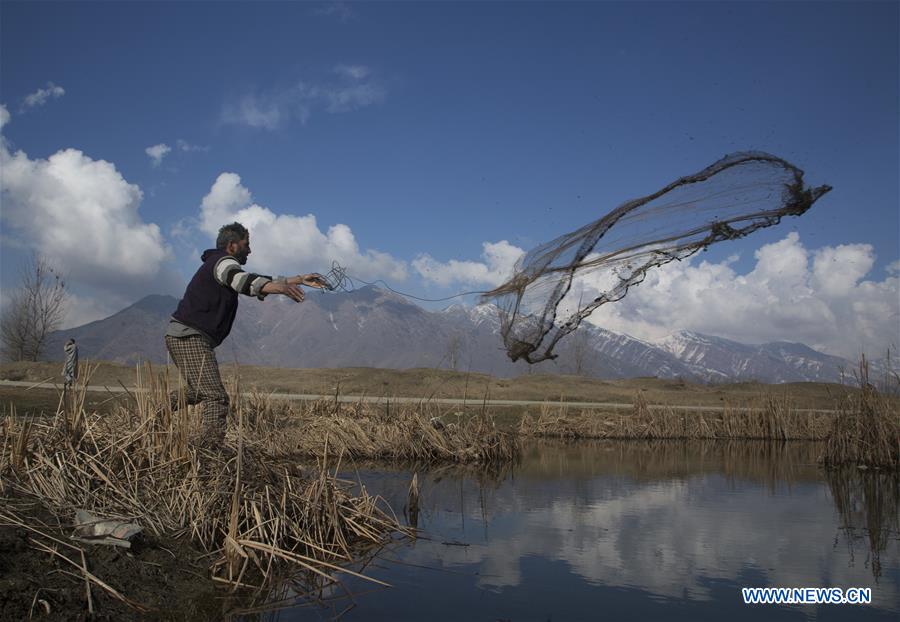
[{"left": 480, "top": 151, "right": 832, "bottom": 364}]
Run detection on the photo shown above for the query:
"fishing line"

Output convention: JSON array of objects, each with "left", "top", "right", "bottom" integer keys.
[{"left": 317, "top": 261, "right": 489, "bottom": 303}]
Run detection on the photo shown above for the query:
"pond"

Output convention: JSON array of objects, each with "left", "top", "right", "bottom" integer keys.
[{"left": 279, "top": 441, "right": 899, "bottom": 621}]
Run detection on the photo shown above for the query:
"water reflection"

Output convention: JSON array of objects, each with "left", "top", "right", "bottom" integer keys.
[
  {"left": 825, "top": 468, "right": 900, "bottom": 580},
  {"left": 279, "top": 441, "right": 899, "bottom": 621}
]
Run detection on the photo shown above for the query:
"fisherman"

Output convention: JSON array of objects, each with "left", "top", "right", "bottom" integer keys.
[
  {"left": 63, "top": 338, "right": 78, "bottom": 390},
  {"left": 165, "top": 222, "right": 326, "bottom": 449}
]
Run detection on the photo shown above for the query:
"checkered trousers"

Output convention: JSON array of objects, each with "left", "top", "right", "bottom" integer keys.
[{"left": 164, "top": 334, "right": 228, "bottom": 440}]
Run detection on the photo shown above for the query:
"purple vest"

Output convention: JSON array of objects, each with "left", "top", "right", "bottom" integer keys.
[{"left": 172, "top": 249, "right": 239, "bottom": 348}]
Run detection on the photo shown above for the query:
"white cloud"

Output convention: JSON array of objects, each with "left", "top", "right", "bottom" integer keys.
[
  {"left": 199, "top": 172, "right": 406, "bottom": 281},
  {"left": 176, "top": 139, "right": 208, "bottom": 153},
  {"left": 413, "top": 241, "right": 525, "bottom": 288},
  {"left": 0, "top": 104, "right": 9, "bottom": 131},
  {"left": 1, "top": 141, "right": 171, "bottom": 289},
  {"left": 314, "top": 1, "right": 357, "bottom": 22},
  {"left": 567, "top": 232, "right": 898, "bottom": 358},
  {"left": 22, "top": 82, "right": 65, "bottom": 109},
  {"left": 221, "top": 95, "right": 283, "bottom": 130},
  {"left": 169, "top": 217, "right": 197, "bottom": 242},
  {"left": 59, "top": 293, "right": 121, "bottom": 330},
  {"left": 144, "top": 143, "right": 171, "bottom": 167},
  {"left": 221, "top": 67, "right": 385, "bottom": 130}
]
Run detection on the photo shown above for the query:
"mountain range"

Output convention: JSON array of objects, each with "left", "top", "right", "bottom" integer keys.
[{"left": 44, "top": 288, "right": 863, "bottom": 384}]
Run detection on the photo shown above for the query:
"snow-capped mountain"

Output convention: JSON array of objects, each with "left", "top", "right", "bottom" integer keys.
[
  {"left": 656, "top": 331, "right": 851, "bottom": 383},
  {"left": 40, "top": 288, "right": 869, "bottom": 384}
]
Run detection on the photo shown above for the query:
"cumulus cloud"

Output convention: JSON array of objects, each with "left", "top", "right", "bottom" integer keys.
[
  {"left": 1, "top": 135, "right": 172, "bottom": 290},
  {"left": 413, "top": 241, "right": 525, "bottom": 288},
  {"left": 566, "top": 232, "right": 898, "bottom": 358},
  {"left": 198, "top": 172, "right": 406, "bottom": 281},
  {"left": 22, "top": 82, "right": 65, "bottom": 110},
  {"left": 145, "top": 143, "right": 171, "bottom": 167},
  {"left": 221, "top": 65, "right": 385, "bottom": 130},
  {"left": 0, "top": 104, "right": 10, "bottom": 131}
]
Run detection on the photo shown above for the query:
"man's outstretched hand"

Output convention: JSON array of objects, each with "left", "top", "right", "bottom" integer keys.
[
  {"left": 262, "top": 280, "right": 305, "bottom": 302},
  {"left": 285, "top": 273, "right": 328, "bottom": 289},
  {"left": 262, "top": 273, "right": 329, "bottom": 303}
]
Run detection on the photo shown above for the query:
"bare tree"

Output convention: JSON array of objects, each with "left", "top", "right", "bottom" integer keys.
[
  {"left": 1, "top": 254, "right": 68, "bottom": 361},
  {"left": 570, "top": 329, "right": 590, "bottom": 376}
]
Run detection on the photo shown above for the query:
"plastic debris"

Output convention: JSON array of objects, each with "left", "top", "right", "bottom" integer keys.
[{"left": 73, "top": 510, "right": 143, "bottom": 548}]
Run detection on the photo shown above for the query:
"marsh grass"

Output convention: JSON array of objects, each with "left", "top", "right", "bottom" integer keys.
[
  {"left": 520, "top": 391, "right": 833, "bottom": 441},
  {"left": 820, "top": 358, "right": 899, "bottom": 470},
  {"left": 0, "top": 364, "right": 418, "bottom": 615},
  {"left": 237, "top": 389, "right": 520, "bottom": 465}
]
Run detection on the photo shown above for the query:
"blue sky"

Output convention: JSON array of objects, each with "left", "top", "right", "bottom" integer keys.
[{"left": 1, "top": 1, "right": 897, "bottom": 357}]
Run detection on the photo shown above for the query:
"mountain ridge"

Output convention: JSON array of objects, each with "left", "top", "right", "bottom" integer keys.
[{"left": 43, "top": 290, "right": 864, "bottom": 384}]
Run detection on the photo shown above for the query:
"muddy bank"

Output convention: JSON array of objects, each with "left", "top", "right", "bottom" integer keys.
[{"left": 0, "top": 496, "right": 228, "bottom": 621}]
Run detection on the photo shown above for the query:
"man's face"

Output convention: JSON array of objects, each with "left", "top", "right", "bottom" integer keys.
[{"left": 229, "top": 236, "right": 251, "bottom": 265}]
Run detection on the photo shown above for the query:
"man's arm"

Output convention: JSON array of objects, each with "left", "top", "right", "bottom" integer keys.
[
  {"left": 261, "top": 274, "right": 328, "bottom": 302},
  {"left": 214, "top": 257, "right": 273, "bottom": 299},
  {"left": 215, "top": 257, "right": 324, "bottom": 303}
]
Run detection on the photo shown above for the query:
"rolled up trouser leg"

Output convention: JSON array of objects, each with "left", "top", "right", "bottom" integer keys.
[{"left": 164, "top": 334, "right": 228, "bottom": 446}]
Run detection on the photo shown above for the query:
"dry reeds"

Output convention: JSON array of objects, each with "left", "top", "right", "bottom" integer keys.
[
  {"left": 0, "top": 365, "right": 413, "bottom": 614},
  {"left": 820, "top": 358, "right": 899, "bottom": 470},
  {"left": 238, "top": 391, "right": 519, "bottom": 465},
  {"left": 519, "top": 392, "right": 834, "bottom": 441}
]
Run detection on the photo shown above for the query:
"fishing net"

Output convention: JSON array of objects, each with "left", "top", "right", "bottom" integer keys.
[{"left": 481, "top": 151, "right": 832, "bottom": 364}]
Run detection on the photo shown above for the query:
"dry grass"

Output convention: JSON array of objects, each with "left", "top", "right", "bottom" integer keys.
[
  {"left": 0, "top": 360, "right": 519, "bottom": 614},
  {"left": 0, "top": 363, "right": 416, "bottom": 614},
  {"left": 519, "top": 391, "right": 834, "bottom": 441},
  {"left": 2, "top": 359, "right": 864, "bottom": 411},
  {"left": 237, "top": 390, "right": 520, "bottom": 465},
  {"left": 820, "top": 358, "right": 899, "bottom": 470}
]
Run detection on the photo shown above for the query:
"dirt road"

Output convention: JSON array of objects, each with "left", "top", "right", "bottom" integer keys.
[{"left": 0, "top": 379, "right": 839, "bottom": 414}]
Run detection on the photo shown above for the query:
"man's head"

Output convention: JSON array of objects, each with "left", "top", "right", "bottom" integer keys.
[{"left": 217, "top": 222, "right": 251, "bottom": 265}]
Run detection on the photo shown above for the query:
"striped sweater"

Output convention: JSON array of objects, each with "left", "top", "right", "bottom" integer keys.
[
  {"left": 213, "top": 255, "right": 272, "bottom": 298},
  {"left": 169, "top": 248, "right": 275, "bottom": 347}
]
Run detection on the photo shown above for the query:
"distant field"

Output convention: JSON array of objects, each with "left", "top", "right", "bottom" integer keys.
[{"left": 0, "top": 359, "right": 865, "bottom": 418}]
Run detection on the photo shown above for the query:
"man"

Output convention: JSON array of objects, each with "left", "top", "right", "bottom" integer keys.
[
  {"left": 63, "top": 338, "right": 78, "bottom": 390},
  {"left": 165, "top": 222, "right": 325, "bottom": 447}
]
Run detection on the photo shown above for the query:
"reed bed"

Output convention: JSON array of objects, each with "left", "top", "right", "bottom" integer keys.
[
  {"left": 237, "top": 390, "right": 519, "bottom": 465},
  {"left": 519, "top": 391, "right": 833, "bottom": 441},
  {"left": 0, "top": 365, "right": 414, "bottom": 616},
  {"left": 820, "top": 360, "right": 899, "bottom": 470}
]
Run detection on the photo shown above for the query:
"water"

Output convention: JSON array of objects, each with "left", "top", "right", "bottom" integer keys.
[{"left": 278, "top": 441, "right": 899, "bottom": 621}]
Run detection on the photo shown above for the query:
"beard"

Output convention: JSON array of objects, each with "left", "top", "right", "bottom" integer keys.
[{"left": 234, "top": 249, "right": 250, "bottom": 265}]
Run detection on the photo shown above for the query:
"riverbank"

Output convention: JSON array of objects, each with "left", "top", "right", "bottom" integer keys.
[{"left": 1, "top": 360, "right": 894, "bottom": 618}]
